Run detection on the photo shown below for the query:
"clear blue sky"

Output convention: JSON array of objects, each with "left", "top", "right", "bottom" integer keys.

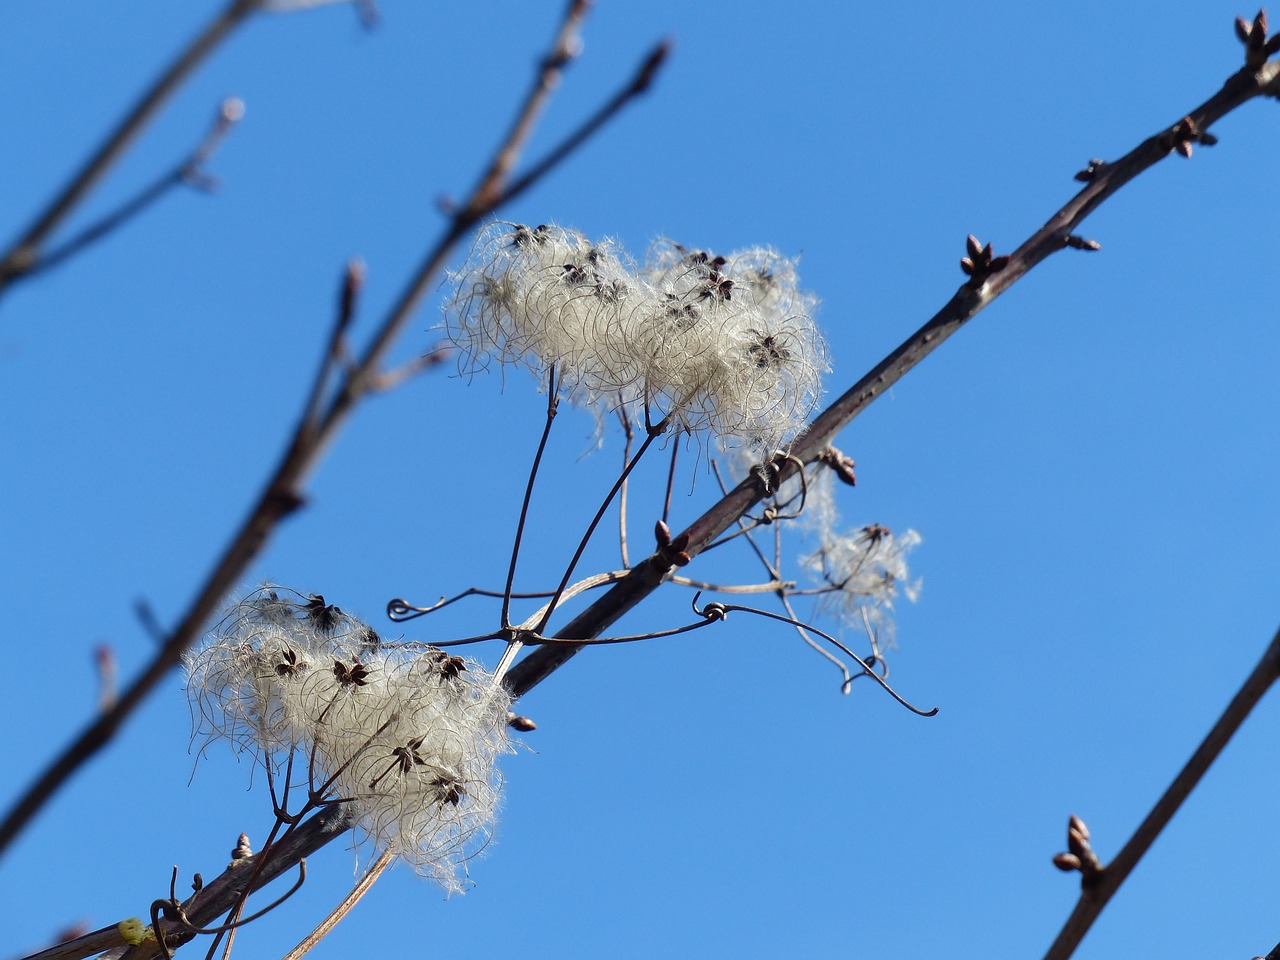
[{"left": 3, "top": 2, "right": 1279, "bottom": 958}]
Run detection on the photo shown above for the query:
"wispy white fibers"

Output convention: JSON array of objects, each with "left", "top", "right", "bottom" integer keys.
[
  {"left": 445, "top": 223, "right": 828, "bottom": 452},
  {"left": 186, "top": 588, "right": 512, "bottom": 893}
]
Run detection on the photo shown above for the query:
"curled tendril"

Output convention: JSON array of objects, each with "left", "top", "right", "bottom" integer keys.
[
  {"left": 387, "top": 597, "right": 440, "bottom": 622},
  {"left": 691, "top": 591, "right": 728, "bottom": 622},
  {"left": 693, "top": 594, "right": 937, "bottom": 718},
  {"left": 150, "top": 860, "right": 308, "bottom": 959}
]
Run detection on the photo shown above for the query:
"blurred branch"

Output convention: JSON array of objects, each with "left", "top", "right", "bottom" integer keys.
[
  {"left": 0, "top": 0, "right": 259, "bottom": 297},
  {"left": 0, "top": 2, "right": 667, "bottom": 858},
  {"left": 19, "top": 98, "right": 246, "bottom": 284},
  {"left": 504, "top": 48, "right": 1280, "bottom": 699},
  {"left": 1043, "top": 624, "right": 1280, "bottom": 960}
]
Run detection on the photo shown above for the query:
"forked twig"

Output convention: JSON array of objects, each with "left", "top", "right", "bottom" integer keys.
[
  {"left": 24, "top": 98, "right": 246, "bottom": 282},
  {"left": 0, "top": 0, "right": 259, "bottom": 294}
]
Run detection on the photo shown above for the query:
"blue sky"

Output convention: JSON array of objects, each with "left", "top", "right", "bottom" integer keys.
[{"left": 3, "top": 2, "right": 1279, "bottom": 958}]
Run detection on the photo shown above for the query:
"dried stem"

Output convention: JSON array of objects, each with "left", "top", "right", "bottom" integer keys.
[
  {"left": 502, "top": 366, "right": 560, "bottom": 629},
  {"left": 617, "top": 408, "right": 635, "bottom": 568},
  {"left": 279, "top": 848, "right": 394, "bottom": 960}
]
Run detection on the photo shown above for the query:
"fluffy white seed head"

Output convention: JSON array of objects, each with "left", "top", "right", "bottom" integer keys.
[
  {"left": 802, "top": 526, "right": 922, "bottom": 645},
  {"left": 186, "top": 587, "right": 512, "bottom": 893},
  {"left": 444, "top": 223, "right": 828, "bottom": 451}
]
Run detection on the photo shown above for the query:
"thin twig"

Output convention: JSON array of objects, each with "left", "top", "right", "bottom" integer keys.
[
  {"left": 667, "top": 575, "right": 792, "bottom": 594},
  {"left": 502, "top": 366, "right": 560, "bottom": 629},
  {"left": 617, "top": 407, "right": 634, "bottom": 568},
  {"left": 1043, "top": 624, "right": 1280, "bottom": 960},
  {"left": 661, "top": 442, "right": 678, "bottom": 524},
  {"left": 532, "top": 421, "right": 666, "bottom": 637},
  {"left": 695, "top": 599, "right": 936, "bottom": 715},
  {"left": 0, "top": 0, "right": 258, "bottom": 295}
]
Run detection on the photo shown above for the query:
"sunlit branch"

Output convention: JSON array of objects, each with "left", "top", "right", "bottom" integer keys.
[
  {"left": 617, "top": 407, "right": 635, "bottom": 568},
  {"left": 668, "top": 575, "right": 794, "bottom": 594}
]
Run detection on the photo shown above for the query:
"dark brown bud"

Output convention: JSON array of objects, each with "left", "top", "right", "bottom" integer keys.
[
  {"left": 1053, "top": 852, "right": 1082, "bottom": 872},
  {"left": 654, "top": 519, "right": 671, "bottom": 548},
  {"left": 966, "top": 234, "right": 983, "bottom": 259},
  {"left": 1069, "top": 814, "right": 1090, "bottom": 841},
  {"left": 1067, "top": 830, "right": 1089, "bottom": 858},
  {"left": 508, "top": 714, "right": 538, "bottom": 732},
  {"left": 819, "top": 447, "right": 858, "bottom": 486}
]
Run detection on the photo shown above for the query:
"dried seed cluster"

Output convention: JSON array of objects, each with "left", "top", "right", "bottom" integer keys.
[
  {"left": 186, "top": 588, "right": 511, "bottom": 892},
  {"left": 445, "top": 223, "right": 828, "bottom": 451},
  {"left": 802, "top": 523, "right": 922, "bottom": 645}
]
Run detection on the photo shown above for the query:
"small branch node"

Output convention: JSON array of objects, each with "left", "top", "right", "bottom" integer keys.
[
  {"left": 654, "top": 520, "right": 691, "bottom": 567},
  {"left": 959, "top": 234, "right": 1010, "bottom": 286},
  {"left": 1236, "top": 9, "right": 1279, "bottom": 68},
  {"left": 1064, "top": 234, "right": 1102, "bottom": 251},
  {"left": 1073, "top": 157, "right": 1107, "bottom": 182},
  {"left": 94, "top": 643, "right": 119, "bottom": 713},
  {"left": 1053, "top": 814, "right": 1105, "bottom": 883},
  {"left": 1165, "top": 116, "right": 1215, "bottom": 158},
  {"left": 230, "top": 832, "right": 253, "bottom": 864}
]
